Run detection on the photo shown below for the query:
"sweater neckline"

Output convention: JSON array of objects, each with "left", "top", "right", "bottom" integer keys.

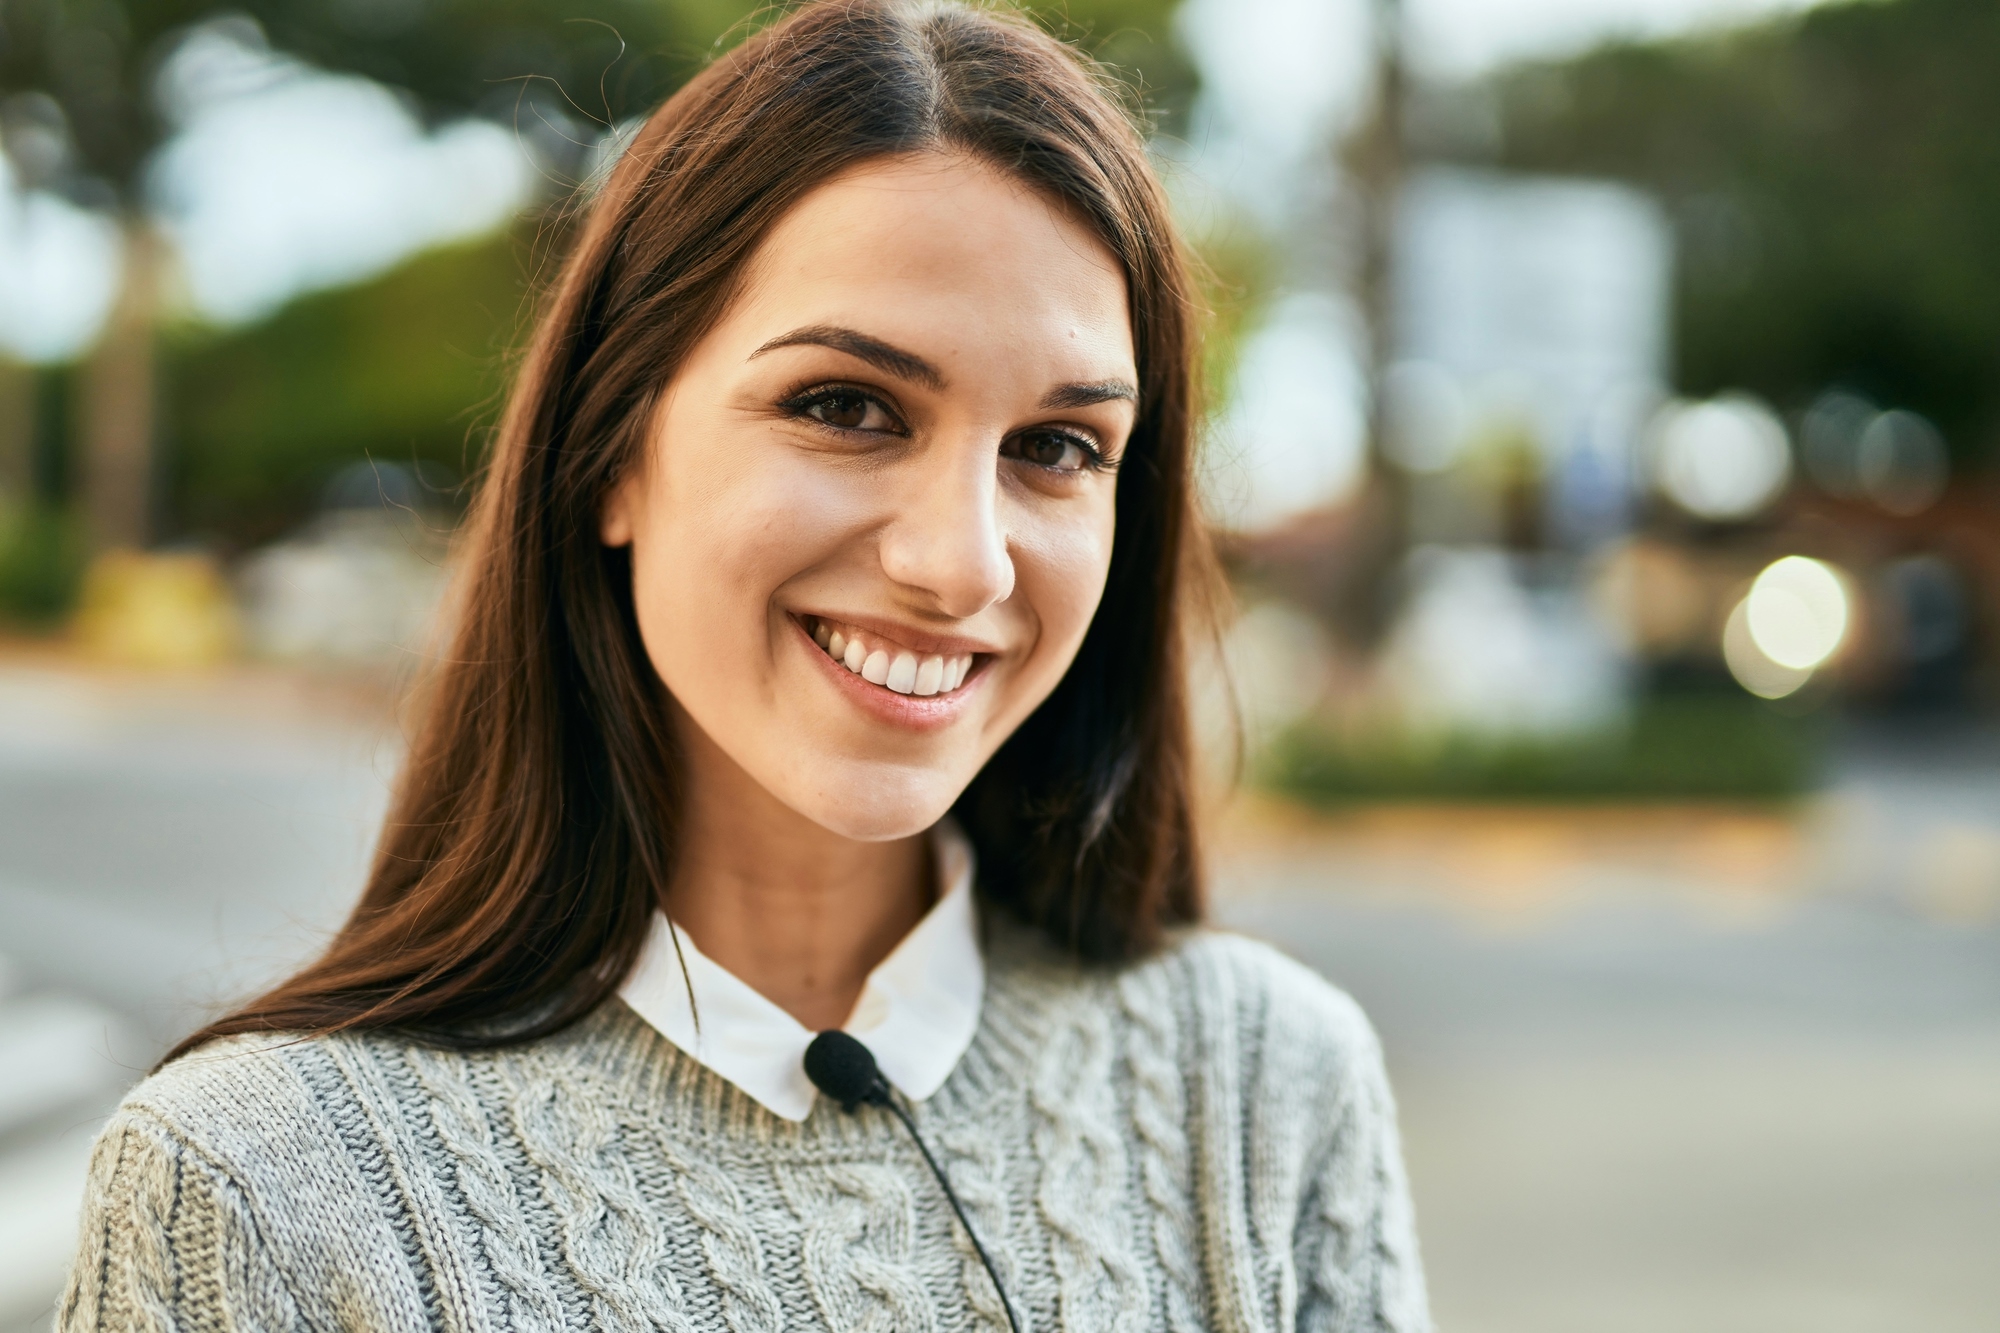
[{"left": 532, "top": 913, "right": 1106, "bottom": 1149}]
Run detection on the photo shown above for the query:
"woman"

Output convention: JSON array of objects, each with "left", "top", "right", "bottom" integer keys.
[{"left": 63, "top": 3, "right": 1429, "bottom": 1329}]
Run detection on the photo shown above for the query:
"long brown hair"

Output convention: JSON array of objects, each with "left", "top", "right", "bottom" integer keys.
[{"left": 171, "top": 0, "right": 1212, "bottom": 1061}]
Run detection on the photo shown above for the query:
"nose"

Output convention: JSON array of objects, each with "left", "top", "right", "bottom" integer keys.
[{"left": 877, "top": 441, "right": 1015, "bottom": 618}]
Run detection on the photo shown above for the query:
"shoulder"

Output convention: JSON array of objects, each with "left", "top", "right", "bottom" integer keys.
[
  {"left": 65, "top": 1032, "right": 381, "bottom": 1332},
  {"left": 1134, "top": 928, "right": 1385, "bottom": 1084},
  {"left": 65, "top": 1092, "right": 314, "bottom": 1333},
  {"left": 83, "top": 1026, "right": 424, "bottom": 1267},
  {"left": 117, "top": 1029, "right": 365, "bottom": 1168},
  {"left": 65, "top": 1028, "right": 465, "bottom": 1332},
  {"left": 986, "top": 920, "right": 1385, "bottom": 1091},
  {"left": 117, "top": 1005, "right": 646, "bottom": 1180}
]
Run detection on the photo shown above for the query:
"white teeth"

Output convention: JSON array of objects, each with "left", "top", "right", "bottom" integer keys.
[{"left": 811, "top": 619, "right": 978, "bottom": 694}]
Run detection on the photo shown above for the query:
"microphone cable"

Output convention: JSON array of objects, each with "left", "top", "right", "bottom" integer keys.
[{"left": 804, "top": 1029, "right": 1024, "bottom": 1333}]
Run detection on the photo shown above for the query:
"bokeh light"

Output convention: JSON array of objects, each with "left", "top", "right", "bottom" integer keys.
[
  {"left": 1721, "top": 597, "right": 1814, "bottom": 699},
  {"left": 1856, "top": 408, "right": 1949, "bottom": 516},
  {"left": 1745, "top": 555, "right": 1851, "bottom": 671},
  {"left": 1650, "top": 393, "right": 1791, "bottom": 520}
]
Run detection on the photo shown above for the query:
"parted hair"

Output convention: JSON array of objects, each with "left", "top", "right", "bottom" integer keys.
[{"left": 170, "top": 0, "right": 1212, "bottom": 1061}]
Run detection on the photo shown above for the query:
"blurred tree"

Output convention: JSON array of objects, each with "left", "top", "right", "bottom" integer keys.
[
  {"left": 0, "top": 0, "right": 741, "bottom": 551},
  {"left": 2, "top": 0, "right": 1196, "bottom": 556},
  {"left": 163, "top": 228, "right": 528, "bottom": 548},
  {"left": 1032, "top": 0, "right": 1197, "bottom": 133},
  {"left": 1458, "top": 0, "right": 2000, "bottom": 470}
]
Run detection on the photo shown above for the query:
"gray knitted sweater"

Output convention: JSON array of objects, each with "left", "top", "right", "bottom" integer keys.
[{"left": 60, "top": 926, "right": 1430, "bottom": 1332}]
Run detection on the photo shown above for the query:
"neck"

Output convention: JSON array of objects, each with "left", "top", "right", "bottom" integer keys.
[{"left": 665, "top": 713, "right": 933, "bottom": 1032}]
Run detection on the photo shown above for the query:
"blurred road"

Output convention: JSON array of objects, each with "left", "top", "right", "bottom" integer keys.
[
  {"left": 1214, "top": 778, "right": 2000, "bottom": 1332},
  {"left": 2, "top": 658, "right": 1997, "bottom": 1331},
  {"left": 0, "top": 659, "right": 396, "bottom": 1332}
]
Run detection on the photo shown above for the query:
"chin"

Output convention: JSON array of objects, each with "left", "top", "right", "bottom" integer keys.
[{"left": 780, "top": 757, "right": 969, "bottom": 843}]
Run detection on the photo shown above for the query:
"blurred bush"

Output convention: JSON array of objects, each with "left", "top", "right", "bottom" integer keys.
[
  {"left": 163, "top": 231, "right": 527, "bottom": 547},
  {"left": 0, "top": 502, "right": 87, "bottom": 626},
  {"left": 1264, "top": 693, "right": 1821, "bottom": 804}
]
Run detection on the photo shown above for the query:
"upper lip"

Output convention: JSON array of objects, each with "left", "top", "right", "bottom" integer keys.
[{"left": 795, "top": 610, "right": 1005, "bottom": 659}]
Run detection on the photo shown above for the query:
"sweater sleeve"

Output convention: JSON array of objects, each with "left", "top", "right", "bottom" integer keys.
[
  {"left": 59, "top": 1109, "right": 307, "bottom": 1333},
  {"left": 1291, "top": 1026, "right": 1431, "bottom": 1333}
]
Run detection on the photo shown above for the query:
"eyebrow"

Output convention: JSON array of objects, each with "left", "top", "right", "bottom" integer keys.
[
  {"left": 750, "top": 325, "right": 945, "bottom": 391},
  {"left": 1039, "top": 380, "right": 1138, "bottom": 410},
  {"left": 751, "top": 323, "right": 1140, "bottom": 412}
]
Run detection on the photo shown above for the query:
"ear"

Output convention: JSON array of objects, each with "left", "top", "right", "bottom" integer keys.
[{"left": 600, "top": 474, "right": 637, "bottom": 548}]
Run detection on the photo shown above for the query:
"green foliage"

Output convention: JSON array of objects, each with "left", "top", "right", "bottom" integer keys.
[
  {"left": 163, "top": 231, "right": 531, "bottom": 545},
  {"left": 1025, "top": 0, "right": 1198, "bottom": 133},
  {"left": 1190, "top": 212, "right": 1279, "bottom": 415},
  {"left": 1470, "top": 0, "right": 2000, "bottom": 468},
  {"left": 0, "top": 501, "right": 88, "bottom": 624},
  {"left": 1263, "top": 694, "right": 1821, "bottom": 804}
]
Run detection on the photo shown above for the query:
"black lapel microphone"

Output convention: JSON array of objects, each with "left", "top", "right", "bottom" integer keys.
[{"left": 804, "top": 1030, "right": 1023, "bottom": 1333}]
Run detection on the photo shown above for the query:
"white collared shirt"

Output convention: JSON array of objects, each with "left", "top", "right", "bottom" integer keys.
[{"left": 618, "top": 819, "right": 983, "bottom": 1121}]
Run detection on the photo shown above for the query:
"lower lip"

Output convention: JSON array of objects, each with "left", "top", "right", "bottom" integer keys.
[{"left": 792, "top": 617, "right": 983, "bottom": 733}]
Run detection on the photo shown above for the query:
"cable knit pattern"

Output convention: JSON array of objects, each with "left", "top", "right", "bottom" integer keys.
[
  {"left": 59, "top": 926, "right": 1431, "bottom": 1332},
  {"left": 1029, "top": 981, "right": 1150, "bottom": 1333},
  {"left": 403, "top": 1046, "right": 573, "bottom": 1331},
  {"left": 777, "top": 1161, "right": 933, "bottom": 1333},
  {"left": 648, "top": 1137, "right": 784, "bottom": 1333},
  {"left": 507, "top": 1061, "right": 700, "bottom": 1333},
  {"left": 110, "top": 1120, "right": 178, "bottom": 1332},
  {"left": 1117, "top": 962, "right": 1204, "bottom": 1333},
  {"left": 932, "top": 1119, "right": 1018, "bottom": 1333}
]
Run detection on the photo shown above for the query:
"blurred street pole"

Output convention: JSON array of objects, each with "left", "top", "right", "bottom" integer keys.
[
  {"left": 1355, "top": 0, "right": 1405, "bottom": 435},
  {"left": 1339, "top": 0, "right": 1410, "bottom": 645},
  {"left": 78, "top": 224, "right": 159, "bottom": 551}
]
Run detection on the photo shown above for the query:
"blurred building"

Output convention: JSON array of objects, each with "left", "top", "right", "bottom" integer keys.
[
  {"left": 1360, "top": 168, "right": 1672, "bottom": 737},
  {"left": 1389, "top": 166, "right": 1672, "bottom": 551}
]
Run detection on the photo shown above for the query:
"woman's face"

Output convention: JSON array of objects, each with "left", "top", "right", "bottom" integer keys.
[{"left": 602, "top": 153, "right": 1136, "bottom": 841}]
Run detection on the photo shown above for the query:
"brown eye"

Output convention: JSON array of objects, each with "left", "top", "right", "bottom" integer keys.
[
  {"left": 1006, "top": 430, "right": 1093, "bottom": 471},
  {"left": 809, "top": 390, "right": 872, "bottom": 429}
]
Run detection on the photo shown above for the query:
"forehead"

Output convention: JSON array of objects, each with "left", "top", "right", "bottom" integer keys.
[{"left": 727, "top": 153, "right": 1136, "bottom": 378}]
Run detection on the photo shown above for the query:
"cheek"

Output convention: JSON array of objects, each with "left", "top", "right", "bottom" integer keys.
[
  {"left": 634, "top": 435, "right": 867, "bottom": 637},
  {"left": 1009, "top": 492, "right": 1118, "bottom": 661}
]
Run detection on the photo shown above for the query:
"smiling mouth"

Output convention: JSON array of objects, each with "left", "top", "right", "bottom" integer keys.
[{"left": 805, "top": 615, "right": 978, "bottom": 697}]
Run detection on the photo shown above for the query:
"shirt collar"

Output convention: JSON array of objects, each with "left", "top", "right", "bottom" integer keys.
[{"left": 618, "top": 818, "right": 983, "bottom": 1122}]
